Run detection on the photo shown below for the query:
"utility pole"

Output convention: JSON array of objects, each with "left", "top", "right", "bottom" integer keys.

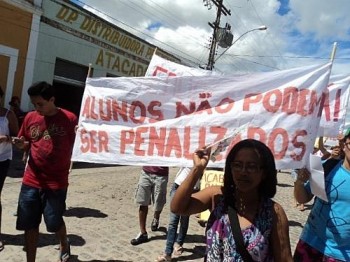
[{"left": 205, "top": 0, "right": 231, "bottom": 70}]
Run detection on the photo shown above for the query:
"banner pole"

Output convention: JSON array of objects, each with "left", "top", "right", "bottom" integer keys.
[
  {"left": 329, "top": 42, "right": 343, "bottom": 136},
  {"left": 87, "top": 63, "right": 92, "bottom": 78},
  {"left": 330, "top": 42, "right": 337, "bottom": 63},
  {"left": 145, "top": 48, "right": 158, "bottom": 76},
  {"left": 153, "top": 47, "right": 158, "bottom": 56},
  {"left": 72, "top": 62, "right": 93, "bottom": 172}
]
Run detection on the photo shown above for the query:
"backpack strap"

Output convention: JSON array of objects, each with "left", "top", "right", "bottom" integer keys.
[{"left": 227, "top": 205, "right": 254, "bottom": 262}]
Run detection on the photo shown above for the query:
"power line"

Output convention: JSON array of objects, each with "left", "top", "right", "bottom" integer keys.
[
  {"left": 3, "top": 0, "right": 350, "bottom": 74},
  {"left": 205, "top": 0, "right": 231, "bottom": 70},
  {"left": 1, "top": 1, "right": 204, "bottom": 66},
  {"left": 212, "top": 1, "right": 274, "bottom": 72},
  {"left": 109, "top": 0, "right": 209, "bottom": 48},
  {"left": 72, "top": 0, "right": 203, "bottom": 64},
  {"left": 225, "top": 53, "right": 350, "bottom": 60}
]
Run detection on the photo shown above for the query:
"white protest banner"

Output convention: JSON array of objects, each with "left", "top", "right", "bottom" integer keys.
[
  {"left": 147, "top": 54, "right": 349, "bottom": 139},
  {"left": 145, "top": 53, "right": 219, "bottom": 76},
  {"left": 208, "top": 123, "right": 249, "bottom": 162},
  {"left": 319, "top": 75, "right": 350, "bottom": 137},
  {"left": 72, "top": 63, "right": 332, "bottom": 169}
]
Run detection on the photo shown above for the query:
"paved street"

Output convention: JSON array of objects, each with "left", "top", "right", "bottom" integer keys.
[{"left": 1, "top": 150, "right": 310, "bottom": 261}]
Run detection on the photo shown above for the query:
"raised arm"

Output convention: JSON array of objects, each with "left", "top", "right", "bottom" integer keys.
[
  {"left": 171, "top": 147, "right": 218, "bottom": 216},
  {"left": 318, "top": 136, "right": 331, "bottom": 160},
  {"left": 294, "top": 168, "right": 313, "bottom": 204}
]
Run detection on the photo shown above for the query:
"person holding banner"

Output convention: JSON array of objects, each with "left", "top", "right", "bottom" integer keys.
[
  {"left": 156, "top": 167, "right": 200, "bottom": 262},
  {"left": 13, "top": 81, "right": 77, "bottom": 262},
  {"left": 131, "top": 166, "right": 169, "bottom": 246},
  {"left": 171, "top": 139, "right": 292, "bottom": 261},
  {"left": 293, "top": 131, "right": 350, "bottom": 261}
]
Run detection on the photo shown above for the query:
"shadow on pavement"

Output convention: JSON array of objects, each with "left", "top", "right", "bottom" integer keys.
[
  {"left": 184, "top": 233, "right": 205, "bottom": 244},
  {"left": 155, "top": 226, "right": 167, "bottom": 233},
  {"left": 148, "top": 234, "right": 167, "bottom": 242},
  {"left": 277, "top": 183, "right": 293, "bottom": 188},
  {"left": 7, "top": 148, "right": 120, "bottom": 178},
  {"left": 288, "top": 220, "right": 304, "bottom": 228},
  {"left": 68, "top": 257, "right": 131, "bottom": 262},
  {"left": 174, "top": 244, "right": 206, "bottom": 261},
  {"left": 1, "top": 232, "right": 85, "bottom": 248},
  {"left": 72, "top": 162, "right": 119, "bottom": 169},
  {"left": 64, "top": 207, "right": 108, "bottom": 218}
]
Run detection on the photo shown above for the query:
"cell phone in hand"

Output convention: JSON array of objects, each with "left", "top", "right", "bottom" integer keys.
[{"left": 12, "top": 137, "right": 22, "bottom": 143}]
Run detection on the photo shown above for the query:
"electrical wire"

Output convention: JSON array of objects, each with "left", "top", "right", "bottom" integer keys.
[
  {"left": 2, "top": 0, "right": 350, "bottom": 73},
  {"left": 0, "top": 2, "right": 204, "bottom": 66},
  {"left": 72, "top": 0, "right": 206, "bottom": 64}
]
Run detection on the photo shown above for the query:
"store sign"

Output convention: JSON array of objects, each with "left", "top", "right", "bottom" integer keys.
[
  {"left": 41, "top": 0, "right": 177, "bottom": 76},
  {"left": 52, "top": 1, "right": 153, "bottom": 60}
]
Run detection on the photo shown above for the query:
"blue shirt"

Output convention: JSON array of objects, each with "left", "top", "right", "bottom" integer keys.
[{"left": 302, "top": 162, "right": 350, "bottom": 260}]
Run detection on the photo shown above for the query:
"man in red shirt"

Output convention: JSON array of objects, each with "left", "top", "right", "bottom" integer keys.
[{"left": 13, "top": 81, "right": 77, "bottom": 262}]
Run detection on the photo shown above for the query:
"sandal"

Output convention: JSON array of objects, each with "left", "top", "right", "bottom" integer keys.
[
  {"left": 0, "top": 240, "right": 4, "bottom": 252},
  {"left": 59, "top": 239, "right": 71, "bottom": 262},
  {"left": 173, "top": 244, "right": 183, "bottom": 256},
  {"left": 155, "top": 253, "right": 172, "bottom": 262},
  {"left": 298, "top": 205, "right": 306, "bottom": 211}
]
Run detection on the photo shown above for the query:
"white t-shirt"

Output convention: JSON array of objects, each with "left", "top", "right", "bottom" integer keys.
[
  {"left": 174, "top": 167, "right": 200, "bottom": 190},
  {"left": 0, "top": 110, "right": 12, "bottom": 161}
]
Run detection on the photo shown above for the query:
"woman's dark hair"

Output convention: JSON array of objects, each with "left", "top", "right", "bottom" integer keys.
[
  {"left": 223, "top": 139, "right": 277, "bottom": 206},
  {"left": 0, "top": 85, "right": 4, "bottom": 98},
  {"left": 27, "top": 81, "right": 55, "bottom": 101}
]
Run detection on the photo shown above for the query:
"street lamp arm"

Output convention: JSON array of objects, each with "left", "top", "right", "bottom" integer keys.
[{"left": 214, "top": 25, "right": 267, "bottom": 63}]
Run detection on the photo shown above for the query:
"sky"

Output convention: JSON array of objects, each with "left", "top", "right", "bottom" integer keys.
[{"left": 71, "top": 0, "right": 350, "bottom": 76}]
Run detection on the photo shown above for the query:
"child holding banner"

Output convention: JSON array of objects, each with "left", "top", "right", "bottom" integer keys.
[{"left": 171, "top": 139, "right": 292, "bottom": 261}]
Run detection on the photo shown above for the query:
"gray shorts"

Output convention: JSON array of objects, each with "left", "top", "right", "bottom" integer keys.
[{"left": 134, "top": 170, "right": 168, "bottom": 211}]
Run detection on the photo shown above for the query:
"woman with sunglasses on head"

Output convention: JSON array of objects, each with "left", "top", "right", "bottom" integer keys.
[{"left": 171, "top": 139, "right": 292, "bottom": 261}]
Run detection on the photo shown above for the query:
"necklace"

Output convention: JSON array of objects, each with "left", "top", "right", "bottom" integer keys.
[
  {"left": 238, "top": 197, "right": 246, "bottom": 215},
  {"left": 235, "top": 195, "right": 260, "bottom": 217}
]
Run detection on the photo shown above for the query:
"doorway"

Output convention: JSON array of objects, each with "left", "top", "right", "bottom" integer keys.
[{"left": 53, "top": 81, "right": 85, "bottom": 117}]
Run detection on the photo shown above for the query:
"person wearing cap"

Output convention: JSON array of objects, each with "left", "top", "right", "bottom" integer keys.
[{"left": 293, "top": 129, "right": 350, "bottom": 261}]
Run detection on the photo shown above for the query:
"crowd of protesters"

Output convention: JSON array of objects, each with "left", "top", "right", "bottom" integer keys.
[{"left": 0, "top": 81, "right": 349, "bottom": 261}]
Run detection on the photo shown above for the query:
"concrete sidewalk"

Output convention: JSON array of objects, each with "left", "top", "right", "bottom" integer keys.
[{"left": 1, "top": 151, "right": 310, "bottom": 261}]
